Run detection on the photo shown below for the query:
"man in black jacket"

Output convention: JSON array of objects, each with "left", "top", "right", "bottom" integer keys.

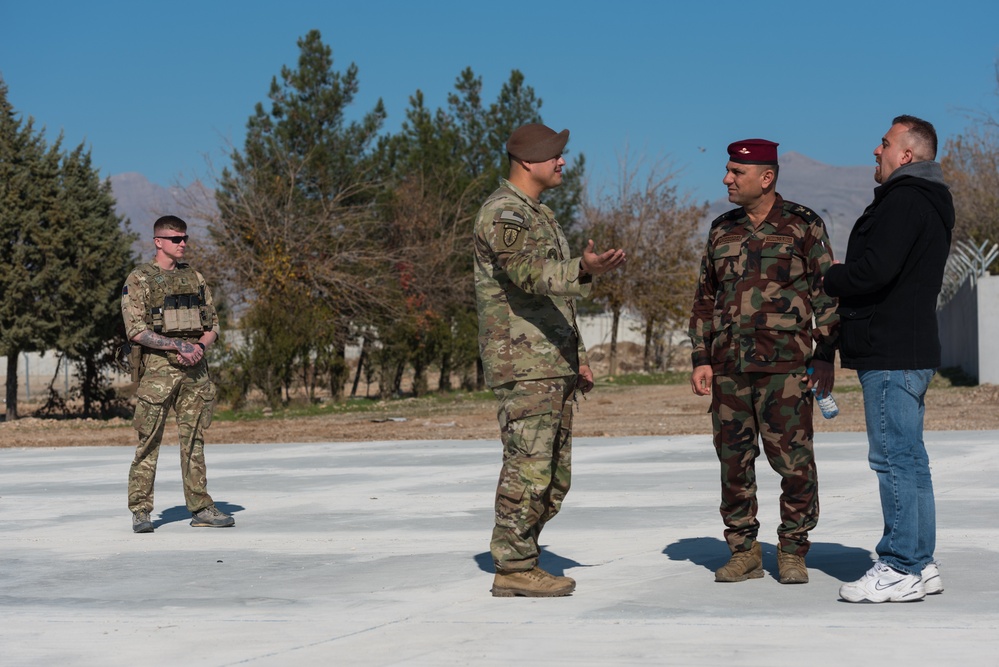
[{"left": 824, "top": 115, "right": 955, "bottom": 603}]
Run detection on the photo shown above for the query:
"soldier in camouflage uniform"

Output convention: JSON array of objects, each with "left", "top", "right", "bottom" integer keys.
[
  {"left": 474, "top": 123, "right": 626, "bottom": 597},
  {"left": 121, "top": 215, "right": 233, "bottom": 533},
  {"left": 688, "top": 139, "right": 838, "bottom": 584}
]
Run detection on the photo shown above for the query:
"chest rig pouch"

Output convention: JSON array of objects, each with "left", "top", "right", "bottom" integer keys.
[{"left": 138, "top": 263, "right": 214, "bottom": 337}]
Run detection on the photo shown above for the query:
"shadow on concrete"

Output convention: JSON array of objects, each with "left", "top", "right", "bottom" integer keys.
[
  {"left": 663, "top": 536, "right": 729, "bottom": 572},
  {"left": 154, "top": 501, "right": 245, "bottom": 528},
  {"left": 663, "top": 536, "right": 875, "bottom": 582},
  {"left": 805, "top": 542, "right": 876, "bottom": 582},
  {"left": 473, "top": 545, "right": 585, "bottom": 576}
]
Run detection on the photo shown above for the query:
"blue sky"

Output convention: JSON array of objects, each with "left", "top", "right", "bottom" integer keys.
[{"left": 2, "top": 1, "right": 997, "bottom": 203}]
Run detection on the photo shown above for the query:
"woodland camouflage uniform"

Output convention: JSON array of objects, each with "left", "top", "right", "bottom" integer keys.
[
  {"left": 474, "top": 177, "right": 591, "bottom": 573},
  {"left": 121, "top": 261, "right": 220, "bottom": 515},
  {"left": 689, "top": 194, "right": 838, "bottom": 556}
]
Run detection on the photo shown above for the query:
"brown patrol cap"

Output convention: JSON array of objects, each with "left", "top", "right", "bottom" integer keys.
[
  {"left": 727, "top": 138, "right": 779, "bottom": 165},
  {"left": 507, "top": 123, "right": 570, "bottom": 162}
]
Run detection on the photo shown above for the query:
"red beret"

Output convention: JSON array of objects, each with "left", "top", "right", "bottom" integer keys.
[
  {"left": 507, "top": 123, "right": 569, "bottom": 162},
  {"left": 727, "top": 138, "right": 779, "bottom": 165}
]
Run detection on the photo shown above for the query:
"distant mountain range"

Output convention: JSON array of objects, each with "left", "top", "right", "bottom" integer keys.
[
  {"left": 110, "top": 152, "right": 877, "bottom": 259},
  {"left": 109, "top": 173, "right": 216, "bottom": 257}
]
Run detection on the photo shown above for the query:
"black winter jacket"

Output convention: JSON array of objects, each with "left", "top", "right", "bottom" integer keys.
[{"left": 823, "top": 162, "right": 955, "bottom": 370}]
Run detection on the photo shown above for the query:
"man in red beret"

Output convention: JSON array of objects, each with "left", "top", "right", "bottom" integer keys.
[
  {"left": 688, "top": 139, "right": 838, "bottom": 585},
  {"left": 473, "top": 123, "right": 625, "bottom": 597}
]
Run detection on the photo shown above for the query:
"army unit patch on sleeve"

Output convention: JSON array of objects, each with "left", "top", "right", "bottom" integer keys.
[
  {"left": 503, "top": 225, "right": 521, "bottom": 247},
  {"left": 497, "top": 209, "right": 528, "bottom": 247}
]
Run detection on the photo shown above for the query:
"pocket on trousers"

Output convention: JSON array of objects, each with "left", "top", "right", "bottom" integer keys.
[
  {"left": 497, "top": 383, "right": 557, "bottom": 430},
  {"left": 132, "top": 397, "right": 165, "bottom": 437},
  {"left": 903, "top": 368, "right": 935, "bottom": 397},
  {"left": 494, "top": 475, "right": 529, "bottom": 529},
  {"left": 196, "top": 380, "right": 218, "bottom": 429}
]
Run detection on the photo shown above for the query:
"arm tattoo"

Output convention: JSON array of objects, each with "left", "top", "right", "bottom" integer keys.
[{"left": 134, "top": 330, "right": 195, "bottom": 353}]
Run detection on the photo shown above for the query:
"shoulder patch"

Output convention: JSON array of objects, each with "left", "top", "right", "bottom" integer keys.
[
  {"left": 503, "top": 225, "right": 522, "bottom": 247},
  {"left": 494, "top": 208, "right": 529, "bottom": 229}
]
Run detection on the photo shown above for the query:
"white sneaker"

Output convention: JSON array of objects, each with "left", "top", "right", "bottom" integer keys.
[
  {"left": 922, "top": 562, "right": 944, "bottom": 595},
  {"left": 839, "top": 561, "right": 926, "bottom": 603}
]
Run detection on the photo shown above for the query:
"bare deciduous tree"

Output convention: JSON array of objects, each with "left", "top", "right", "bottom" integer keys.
[{"left": 583, "top": 153, "right": 706, "bottom": 374}]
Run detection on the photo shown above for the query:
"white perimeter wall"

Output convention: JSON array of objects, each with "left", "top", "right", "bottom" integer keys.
[{"left": 938, "top": 273, "right": 999, "bottom": 384}]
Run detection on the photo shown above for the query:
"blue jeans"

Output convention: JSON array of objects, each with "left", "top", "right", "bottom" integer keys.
[{"left": 857, "top": 369, "right": 936, "bottom": 575}]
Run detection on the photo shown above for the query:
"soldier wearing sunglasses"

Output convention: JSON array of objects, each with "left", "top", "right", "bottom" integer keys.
[{"left": 120, "top": 215, "right": 233, "bottom": 533}]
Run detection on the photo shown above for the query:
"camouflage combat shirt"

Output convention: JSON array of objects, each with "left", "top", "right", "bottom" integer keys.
[
  {"left": 474, "top": 178, "right": 592, "bottom": 388},
  {"left": 688, "top": 195, "right": 838, "bottom": 374},
  {"left": 121, "top": 261, "right": 220, "bottom": 344}
]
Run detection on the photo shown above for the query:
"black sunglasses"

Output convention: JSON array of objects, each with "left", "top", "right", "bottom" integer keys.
[{"left": 155, "top": 235, "right": 189, "bottom": 244}]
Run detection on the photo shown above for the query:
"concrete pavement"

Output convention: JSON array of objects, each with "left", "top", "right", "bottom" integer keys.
[{"left": 1, "top": 431, "right": 997, "bottom": 666}]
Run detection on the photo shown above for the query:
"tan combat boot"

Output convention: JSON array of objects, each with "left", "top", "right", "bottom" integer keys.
[
  {"left": 715, "top": 541, "right": 764, "bottom": 582},
  {"left": 777, "top": 549, "right": 809, "bottom": 584},
  {"left": 492, "top": 567, "right": 576, "bottom": 597}
]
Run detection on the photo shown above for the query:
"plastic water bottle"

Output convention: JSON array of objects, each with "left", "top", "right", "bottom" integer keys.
[{"left": 807, "top": 367, "right": 839, "bottom": 419}]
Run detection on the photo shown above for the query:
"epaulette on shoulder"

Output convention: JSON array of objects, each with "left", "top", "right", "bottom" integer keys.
[
  {"left": 784, "top": 201, "right": 819, "bottom": 223},
  {"left": 710, "top": 208, "right": 743, "bottom": 228}
]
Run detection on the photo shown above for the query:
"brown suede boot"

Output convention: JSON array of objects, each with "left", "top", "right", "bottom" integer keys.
[
  {"left": 777, "top": 550, "right": 809, "bottom": 584},
  {"left": 491, "top": 567, "right": 576, "bottom": 597},
  {"left": 715, "top": 541, "right": 764, "bottom": 582}
]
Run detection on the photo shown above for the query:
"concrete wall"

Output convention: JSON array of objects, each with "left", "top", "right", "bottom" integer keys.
[
  {"left": 938, "top": 273, "right": 999, "bottom": 385},
  {"left": 7, "top": 281, "right": 994, "bottom": 405},
  {"left": 2, "top": 313, "right": 656, "bottom": 403},
  {"left": 938, "top": 279, "right": 979, "bottom": 378},
  {"left": 575, "top": 312, "right": 646, "bottom": 350},
  {"left": 977, "top": 275, "right": 999, "bottom": 385},
  {"left": 0, "top": 351, "right": 88, "bottom": 404}
]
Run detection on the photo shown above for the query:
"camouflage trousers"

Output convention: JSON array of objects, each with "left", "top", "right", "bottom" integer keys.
[
  {"left": 128, "top": 352, "right": 217, "bottom": 514},
  {"left": 710, "top": 371, "right": 818, "bottom": 556},
  {"left": 490, "top": 376, "right": 575, "bottom": 573}
]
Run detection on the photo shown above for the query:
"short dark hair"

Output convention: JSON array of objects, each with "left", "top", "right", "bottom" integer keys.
[
  {"left": 893, "top": 114, "right": 938, "bottom": 160},
  {"left": 153, "top": 215, "right": 188, "bottom": 235}
]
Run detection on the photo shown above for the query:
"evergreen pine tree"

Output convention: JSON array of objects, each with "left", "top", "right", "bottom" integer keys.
[
  {"left": 0, "top": 79, "right": 61, "bottom": 420},
  {"left": 213, "top": 29, "right": 392, "bottom": 402},
  {"left": 51, "top": 144, "right": 136, "bottom": 416}
]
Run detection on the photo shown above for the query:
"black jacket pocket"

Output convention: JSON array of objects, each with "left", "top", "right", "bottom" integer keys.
[{"left": 838, "top": 304, "right": 876, "bottom": 358}]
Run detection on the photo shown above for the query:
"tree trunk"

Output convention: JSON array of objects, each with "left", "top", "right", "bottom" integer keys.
[
  {"left": 392, "top": 360, "right": 405, "bottom": 395},
  {"left": 412, "top": 359, "right": 427, "bottom": 397},
  {"left": 83, "top": 355, "right": 96, "bottom": 418},
  {"left": 5, "top": 351, "right": 19, "bottom": 421},
  {"left": 438, "top": 350, "right": 452, "bottom": 393},
  {"left": 643, "top": 319, "right": 655, "bottom": 373},
  {"left": 330, "top": 340, "right": 348, "bottom": 401},
  {"left": 351, "top": 336, "right": 367, "bottom": 398},
  {"left": 609, "top": 305, "right": 621, "bottom": 376}
]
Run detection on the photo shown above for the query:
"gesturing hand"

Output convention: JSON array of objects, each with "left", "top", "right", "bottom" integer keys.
[{"left": 580, "top": 239, "right": 626, "bottom": 277}]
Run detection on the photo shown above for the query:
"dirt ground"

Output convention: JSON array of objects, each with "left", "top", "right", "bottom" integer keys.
[{"left": 2, "top": 373, "right": 997, "bottom": 449}]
